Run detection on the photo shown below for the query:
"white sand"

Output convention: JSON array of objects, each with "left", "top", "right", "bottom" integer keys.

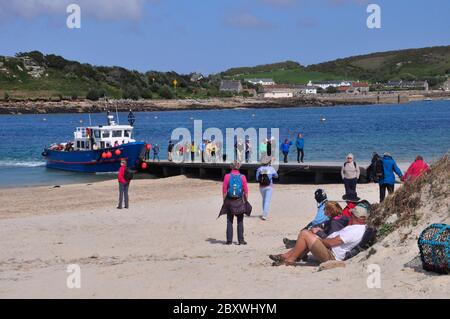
[{"left": 0, "top": 177, "right": 448, "bottom": 298}]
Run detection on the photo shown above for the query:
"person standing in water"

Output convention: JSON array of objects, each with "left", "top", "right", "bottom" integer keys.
[
  {"left": 219, "top": 162, "right": 251, "bottom": 245},
  {"left": 117, "top": 159, "right": 131, "bottom": 209},
  {"left": 256, "top": 157, "right": 278, "bottom": 221},
  {"left": 296, "top": 133, "right": 305, "bottom": 163}
]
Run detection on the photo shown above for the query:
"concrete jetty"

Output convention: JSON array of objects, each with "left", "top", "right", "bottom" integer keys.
[{"left": 140, "top": 160, "right": 369, "bottom": 184}]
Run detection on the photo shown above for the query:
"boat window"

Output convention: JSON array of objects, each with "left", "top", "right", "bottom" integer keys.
[
  {"left": 124, "top": 130, "right": 131, "bottom": 137},
  {"left": 112, "top": 130, "right": 123, "bottom": 138},
  {"left": 77, "top": 141, "right": 81, "bottom": 148},
  {"left": 102, "top": 131, "right": 110, "bottom": 138},
  {"left": 94, "top": 130, "right": 101, "bottom": 138},
  {"left": 100, "top": 142, "right": 105, "bottom": 149},
  {"left": 81, "top": 141, "right": 85, "bottom": 149},
  {"left": 86, "top": 141, "right": 90, "bottom": 149}
]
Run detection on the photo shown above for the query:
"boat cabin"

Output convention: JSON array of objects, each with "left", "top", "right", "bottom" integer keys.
[{"left": 73, "top": 114, "right": 136, "bottom": 151}]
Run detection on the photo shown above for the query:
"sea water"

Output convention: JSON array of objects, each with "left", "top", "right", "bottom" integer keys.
[{"left": 0, "top": 100, "right": 449, "bottom": 187}]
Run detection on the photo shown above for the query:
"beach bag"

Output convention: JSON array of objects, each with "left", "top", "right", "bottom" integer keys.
[
  {"left": 418, "top": 223, "right": 449, "bottom": 274},
  {"left": 344, "top": 227, "right": 377, "bottom": 260},
  {"left": 227, "top": 174, "right": 243, "bottom": 198},
  {"left": 124, "top": 168, "right": 134, "bottom": 181}
]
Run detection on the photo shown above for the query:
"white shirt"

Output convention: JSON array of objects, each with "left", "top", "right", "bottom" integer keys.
[{"left": 327, "top": 224, "right": 366, "bottom": 261}]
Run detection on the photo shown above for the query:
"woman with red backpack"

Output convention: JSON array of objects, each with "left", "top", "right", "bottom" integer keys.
[{"left": 218, "top": 162, "right": 252, "bottom": 245}]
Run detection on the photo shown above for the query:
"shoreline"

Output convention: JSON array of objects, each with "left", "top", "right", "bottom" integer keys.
[{"left": 1, "top": 91, "right": 449, "bottom": 115}]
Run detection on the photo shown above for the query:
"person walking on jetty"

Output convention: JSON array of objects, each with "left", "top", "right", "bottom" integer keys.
[
  {"left": 190, "top": 141, "right": 196, "bottom": 162},
  {"left": 259, "top": 139, "right": 268, "bottom": 159},
  {"left": 152, "top": 144, "right": 160, "bottom": 162},
  {"left": 218, "top": 162, "right": 252, "bottom": 245},
  {"left": 236, "top": 139, "right": 245, "bottom": 162},
  {"left": 280, "top": 138, "right": 293, "bottom": 163},
  {"left": 117, "top": 159, "right": 132, "bottom": 209},
  {"left": 341, "top": 153, "right": 360, "bottom": 197},
  {"left": 296, "top": 133, "right": 305, "bottom": 163},
  {"left": 201, "top": 140, "right": 206, "bottom": 162},
  {"left": 403, "top": 155, "right": 429, "bottom": 182},
  {"left": 256, "top": 157, "right": 278, "bottom": 221},
  {"left": 245, "top": 139, "right": 252, "bottom": 163},
  {"left": 167, "top": 140, "right": 174, "bottom": 162},
  {"left": 379, "top": 152, "right": 403, "bottom": 202}
]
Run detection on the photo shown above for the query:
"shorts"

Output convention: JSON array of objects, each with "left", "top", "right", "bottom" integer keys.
[{"left": 310, "top": 240, "right": 335, "bottom": 263}]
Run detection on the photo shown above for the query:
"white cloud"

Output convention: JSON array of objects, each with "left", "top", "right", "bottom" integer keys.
[{"left": 0, "top": 0, "right": 147, "bottom": 21}]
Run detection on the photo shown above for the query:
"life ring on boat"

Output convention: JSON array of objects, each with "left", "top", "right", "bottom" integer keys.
[{"left": 42, "top": 151, "right": 48, "bottom": 157}]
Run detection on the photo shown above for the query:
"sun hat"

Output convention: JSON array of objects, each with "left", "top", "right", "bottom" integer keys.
[
  {"left": 350, "top": 204, "right": 368, "bottom": 219},
  {"left": 261, "top": 156, "right": 271, "bottom": 165}
]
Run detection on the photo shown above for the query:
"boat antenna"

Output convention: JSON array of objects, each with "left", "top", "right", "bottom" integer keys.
[{"left": 116, "top": 107, "right": 120, "bottom": 125}]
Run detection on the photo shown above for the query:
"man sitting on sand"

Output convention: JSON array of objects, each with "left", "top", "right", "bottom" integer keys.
[{"left": 270, "top": 204, "right": 368, "bottom": 266}]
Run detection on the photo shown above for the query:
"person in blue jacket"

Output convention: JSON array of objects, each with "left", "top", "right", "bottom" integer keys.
[
  {"left": 296, "top": 133, "right": 305, "bottom": 163},
  {"left": 282, "top": 189, "right": 329, "bottom": 253},
  {"left": 280, "top": 138, "right": 293, "bottom": 163},
  {"left": 379, "top": 152, "right": 403, "bottom": 202}
]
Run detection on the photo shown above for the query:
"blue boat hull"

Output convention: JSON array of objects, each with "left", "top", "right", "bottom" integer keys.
[{"left": 43, "top": 142, "right": 145, "bottom": 173}]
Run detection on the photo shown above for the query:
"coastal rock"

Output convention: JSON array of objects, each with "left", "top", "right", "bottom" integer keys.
[{"left": 386, "top": 214, "right": 399, "bottom": 224}]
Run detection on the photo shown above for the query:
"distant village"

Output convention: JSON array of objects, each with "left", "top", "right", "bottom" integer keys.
[{"left": 218, "top": 78, "right": 437, "bottom": 99}]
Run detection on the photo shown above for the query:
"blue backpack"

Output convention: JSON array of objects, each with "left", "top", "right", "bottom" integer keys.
[{"left": 227, "top": 173, "right": 243, "bottom": 198}]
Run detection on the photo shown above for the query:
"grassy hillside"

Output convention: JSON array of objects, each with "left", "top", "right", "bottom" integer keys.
[
  {"left": 221, "top": 46, "right": 450, "bottom": 86},
  {"left": 1, "top": 46, "right": 449, "bottom": 100},
  {"left": 221, "top": 60, "right": 342, "bottom": 84},
  {"left": 0, "top": 51, "right": 221, "bottom": 100},
  {"left": 307, "top": 45, "right": 450, "bottom": 85}
]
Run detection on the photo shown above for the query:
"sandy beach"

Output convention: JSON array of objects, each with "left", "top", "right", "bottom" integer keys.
[{"left": 0, "top": 176, "right": 448, "bottom": 299}]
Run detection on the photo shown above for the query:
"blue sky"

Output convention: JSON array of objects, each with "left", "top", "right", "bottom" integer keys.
[{"left": 0, "top": 0, "right": 449, "bottom": 74}]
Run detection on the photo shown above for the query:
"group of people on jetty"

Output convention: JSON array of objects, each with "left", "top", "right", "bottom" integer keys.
[
  {"left": 117, "top": 136, "right": 430, "bottom": 266},
  {"left": 144, "top": 133, "right": 306, "bottom": 164}
]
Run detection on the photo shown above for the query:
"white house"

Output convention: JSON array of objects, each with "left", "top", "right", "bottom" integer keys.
[
  {"left": 301, "top": 86, "right": 318, "bottom": 94},
  {"left": 263, "top": 91, "right": 293, "bottom": 99},
  {"left": 244, "top": 78, "right": 275, "bottom": 86},
  {"left": 307, "top": 80, "right": 352, "bottom": 90}
]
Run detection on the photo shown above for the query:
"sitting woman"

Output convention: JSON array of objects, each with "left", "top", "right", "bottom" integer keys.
[
  {"left": 310, "top": 201, "right": 349, "bottom": 239},
  {"left": 284, "top": 201, "right": 349, "bottom": 249},
  {"left": 270, "top": 205, "right": 368, "bottom": 266}
]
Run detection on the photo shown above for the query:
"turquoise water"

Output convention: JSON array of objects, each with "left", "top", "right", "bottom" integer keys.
[{"left": 0, "top": 100, "right": 449, "bottom": 187}]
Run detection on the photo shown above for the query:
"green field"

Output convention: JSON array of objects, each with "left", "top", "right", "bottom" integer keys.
[{"left": 226, "top": 69, "right": 344, "bottom": 84}]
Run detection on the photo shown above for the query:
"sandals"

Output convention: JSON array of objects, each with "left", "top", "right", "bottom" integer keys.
[{"left": 269, "top": 254, "right": 284, "bottom": 262}]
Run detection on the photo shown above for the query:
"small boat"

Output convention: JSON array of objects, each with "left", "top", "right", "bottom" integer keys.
[
  {"left": 424, "top": 98, "right": 433, "bottom": 102},
  {"left": 42, "top": 111, "right": 146, "bottom": 173}
]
